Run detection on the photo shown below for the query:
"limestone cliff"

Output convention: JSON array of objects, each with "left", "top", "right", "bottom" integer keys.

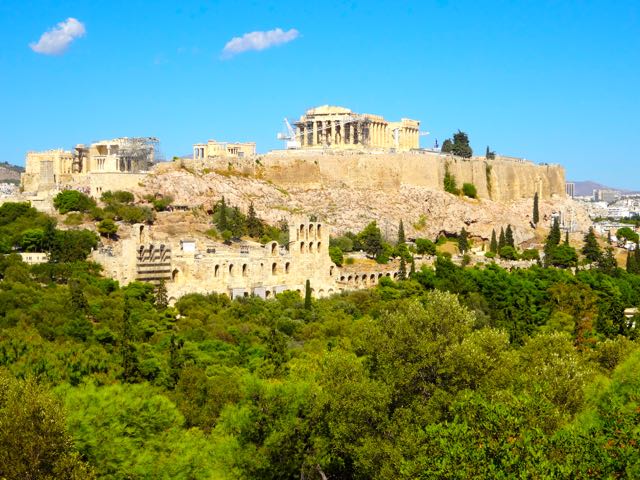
[{"left": 137, "top": 154, "right": 586, "bottom": 246}]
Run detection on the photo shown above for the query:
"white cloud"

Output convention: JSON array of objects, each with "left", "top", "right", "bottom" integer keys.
[
  {"left": 30, "top": 18, "right": 86, "bottom": 55},
  {"left": 222, "top": 28, "right": 299, "bottom": 58}
]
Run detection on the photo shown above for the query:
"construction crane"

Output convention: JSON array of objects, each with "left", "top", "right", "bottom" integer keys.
[
  {"left": 277, "top": 115, "right": 369, "bottom": 148},
  {"left": 276, "top": 118, "right": 301, "bottom": 149}
]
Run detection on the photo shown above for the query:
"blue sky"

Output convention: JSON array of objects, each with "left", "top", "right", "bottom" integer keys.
[{"left": 1, "top": 0, "right": 638, "bottom": 188}]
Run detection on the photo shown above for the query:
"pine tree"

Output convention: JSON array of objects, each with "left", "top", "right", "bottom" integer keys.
[
  {"left": 505, "top": 224, "right": 514, "bottom": 248},
  {"left": 69, "top": 279, "right": 88, "bottom": 314},
  {"left": 398, "top": 256, "right": 407, "bottom": 280},
  {"left": 155, "top": 280, "right": 168, "bottom": 309},
  {"left": 498, "top": 227, "right": 506, "bottom": 249},
  {"left": 533, "top": 192, "right": 540, "bottom": 225},
  {"left": 490, "top": 229, "right": 498, "bottom": 253},
  {"left": 458, "top": 228, "right": 469, "bottom": 254},
  {"left": 304, "top": 279, "right": 312, "bottom": 310},
  {"left": 397, "top": 219, "right": 406, "bottom": 245},
  {"left": 582, "top": 227, "right": 602, "bottom": 263},
  {"left": 246, "top": 202, "right": 263, "bottom": 238},
  {"left": 121, "top": 297, "right": 138, "bottom": 382}
]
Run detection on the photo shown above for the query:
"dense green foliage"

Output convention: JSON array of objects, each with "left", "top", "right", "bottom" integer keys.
[
  {"left": 1, "top": 206, "right": 640, "bottom": 478},
  {"left": 442, "top": 130, "right": 473, "bottom": 158},
  {"left": 443, "top": 163, "right": 459, "bottom": 195},
  {"left": 54, "top": 190, "right": 96, "bottom": 214}
]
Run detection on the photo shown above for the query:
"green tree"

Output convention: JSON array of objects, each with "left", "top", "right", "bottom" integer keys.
[
  {"left": 410, "top": 256, "right": 416, "bottom": 276},
  {"left": 155, "top": 280, "right": 168, "bottom": 309},
  {"left": 304, "top": 279, "right": 312, "bottom": 310},
  {"left": 50, "top": 229, "right": 99, "bottom": 263},
  {"left": 498, "top": 245, "right": 518, "bottom": 260},
  {"left": 397, "top": 219, "right": 406, "bottom": 245},
  {"left": 544, "top": 217, "right": 562, "bottom": 265},
  {"left": 0, "top": 372, "right": 94, "bottom": 479},
  {"left": 462, "top": 182, "right": 477, "bottom": 198},
  {"left": 458, "top": 228, "right": 469, "bottom": 254},
  {"left": 246, "top": 202, "right": 263, "bottom": 238},
  {"left": 97, "top": 218, "right": 118, "bottom": 239},
  {"left": 358, "top": 221, "right": 384, "bottom": 258},
  {"left": 451, "top": 130, "right": 473, "bottom": 158},
  {"left": 216, "top": 196, "right": 228, "bottom": 232},
  {"left": 547, "top": 243, "right": 578, "bottom": 268},
  {"left": 20, "top": 228, "right": 45, "bottom": 251},
  {"left": 441, "top": 138, "right": 453, "bottom": 153},
  {"left": 505, "top": 224, "right": 515, "bottom": 248},
  {"left": 533, "top": 192, "right": 540, "bottom": 225},
  {"left": 616, "top": 226, "right": 639, "bottom": 244},
  {"left": 498, "top": 227, "right": 506, "bottom": 250},
  {"left": 490, "top": 229, "right": 498, "bottom": 253},
  {"left": 329, "top": 246, "right": 344, "bottom": 266},
  {"left": 415, "top": 238, "right": 437, "bottom": 256},
  {"left": 398, "top": 256, "right": 407, "bottom": 280},
  {"left": 53, "top": 190, "right": 96, "bottom": 214},
  {"left": 582, "top": 227, "right": 602, "bottom": 262}
]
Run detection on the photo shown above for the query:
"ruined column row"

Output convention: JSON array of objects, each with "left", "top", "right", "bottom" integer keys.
[{"left": 297, "top": 119, "right": 391, "bottom": 148}]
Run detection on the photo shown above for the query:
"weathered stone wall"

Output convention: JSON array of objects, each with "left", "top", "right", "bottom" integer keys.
[{"left": 258, "top": 152, "right": 565, "bottom": 202}]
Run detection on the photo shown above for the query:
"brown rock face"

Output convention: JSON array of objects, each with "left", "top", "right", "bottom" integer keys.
[{"left": 138, "top": 153, "right": 584, "bottom": 245}]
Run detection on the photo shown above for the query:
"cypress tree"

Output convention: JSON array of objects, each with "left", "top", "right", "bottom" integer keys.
[
  {"left": 409, "top": 256, "right": 416, "bottom": 276},
  {"left": 217, "top": 196, "right": 228, "bottom": 232},
  {"left": 582, "top": 227, "right": 602, "bottom": 263},
  {"left": 397, "top": 219, "right": 406, "bottom": 245},
  {"left": 304, "top": 279, "right": 312, "bottom": 310},
  {"left": 635, "top": 243, "right": 640, "bottom": 273},
  {"left": 505, "top": 224, "right": 514, "bottom": 248},
  {"left": 490, "top": 229, "right": 498, "bottom": 253},
  {"left": 498, "top": 227, "right": 506, "bottom": 250},
  {"left": 533, "top": 192, "right": 540, "bottom": 225},
  {"left": 544, "top": 217, "right": 561, "bottom": 266},
  {"left": 626, "top": 250, "right": 636, "bottom": 274},
  {"left": 398, "top": 256, "right": 407, "bottom": 280},
  {"left": 564, "top": 230, "right": 570, "bottom": 246},
  {"left": 458, "top": 228, "right": 469, "bottom": 254}
]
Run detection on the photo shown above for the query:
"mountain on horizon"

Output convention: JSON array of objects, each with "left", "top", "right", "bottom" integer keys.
[{"left": 568, "top": 180, "right": 640, "bottom": 197}]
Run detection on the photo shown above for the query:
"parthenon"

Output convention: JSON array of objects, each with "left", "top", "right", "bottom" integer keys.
[{"left": 293, "top": 105, "right": 420, "bottom": 151}]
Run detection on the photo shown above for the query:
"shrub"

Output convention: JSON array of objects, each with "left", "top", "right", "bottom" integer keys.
[
  {"left": 444, "top": 165, "right": 459, "bottom": 195},
  {"left": 152, "top": 195, "right": 174, "bottom": 212},
  {"left": 485, "top": 251, "right": 496, "bottom": 259},
  {"left": 53, "top": 190, "right": 95, "bottom": 214},
  {"left": 415, "top": 238, "right": 437, "bottom": 256},
  {"left": 499, "top": 245, "right": 518, "bottom": 260},
  {"left": 98, "top": 219, "right": 118, "bottom": 239},
  {"left": 521, "top": 248, "right": 540, "bottom": 260},
  {"left": 101, "top": 190, "right": 134, "bottom": 204},
  {"left": 329, "top": 246, "right": 343, "bottom": 266},
  {"left": 462, "top": 183, "right": 477, "bottom": 198},
  {"left": 64, "top": 213, "right": 84, "bottom": 226},
  {"left": 345, "top": 257, "right": 355, "bottom": 265}
]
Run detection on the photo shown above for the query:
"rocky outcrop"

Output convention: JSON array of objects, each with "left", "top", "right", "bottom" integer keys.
[{"left": 137, "top": 159, "right": 588, "bottom": 246}]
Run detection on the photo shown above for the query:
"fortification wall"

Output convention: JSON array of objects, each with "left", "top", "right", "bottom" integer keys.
[{"left": 260, "top": 152, "right": 565, "bottom": 202}]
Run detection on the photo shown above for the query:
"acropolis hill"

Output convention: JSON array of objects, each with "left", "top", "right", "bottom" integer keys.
[{"left": 13, "top": 105, "right": 586, "bottom": 299}]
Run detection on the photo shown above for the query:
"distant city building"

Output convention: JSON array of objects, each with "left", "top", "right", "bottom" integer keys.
[
  {"left": 565, "top": 182, "right": 575, "bottom": 198},
  {"left": 607, "top": 206, "right": 630, "bottom": 219},
  {"left": 192, "top": 140, "right": 256, "bottom": 159},
  {"left": 593, "top": 189, "right": 620, "bottom": 204}
]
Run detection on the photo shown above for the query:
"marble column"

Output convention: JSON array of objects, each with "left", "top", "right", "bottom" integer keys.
[
  {"left": 298, "top": 126, "right": 304, "bottom": 147},
  {"left": 313, "top": 121, "right": 318, "bottom": 146}
]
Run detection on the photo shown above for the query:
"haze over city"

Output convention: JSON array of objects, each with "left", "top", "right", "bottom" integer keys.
[{"left": 0, "top": 0, "right": 638, "bottom": 188}]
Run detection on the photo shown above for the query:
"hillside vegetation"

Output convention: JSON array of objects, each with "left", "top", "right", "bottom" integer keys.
[{"left": 0, "top": 202, "right": 639, "bottom": 478}]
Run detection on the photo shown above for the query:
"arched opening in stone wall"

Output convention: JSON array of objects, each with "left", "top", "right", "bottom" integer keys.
[
  {"left": 319, "top": 289, "right": 325, "bottom": 297},
  {"left": 299, "top": 224, "right": 305, "bottom": 239},
  {"left": 370, "top": 274, "right": 376, "bottom": 283},
  {"left": 272, "top": 262, "right": 277, "bottom": 275},
  {"left": 242, "top": 264, "right": 248, "bottom": 277},
  {"left": 229, "top": 264, "right": 234, "bottom": 276},
  {"left": 317, "top": 224, "right": 322, "bottom": 238},
  {"left": 214, "top": 265, "right": 219, "bottom": 277},
  {"left": 266, "top": 290, "right": 271, "bottom": 299},
  {"left": 347, "top": 275, "right": 353, "bottom": 282},
  {"left": 139, "top": 225, "right": 144, "bottom": 243},
  {"left": 330, "top": 266, "right": 334, "bottom": 276},
  {"left": 271, "top": 242, "right": 277, "bottom": 255},
  {"left": 309, "top": 224, "right": 314, "bottom": 239},
  {"left": 308, "top": 242, "right": 314, "bottom": 253},
  {"left": 317, "top": 242, "right": 321, "bottom": 252},
  {"left": 300, "top": 242, "right": 305, "bottom": 254},
  {"left": 285, "top": 262, "right": 290, "bottom": 274},
  {"left": 172, "top": 268, "right": 179, "bottom": 282}
]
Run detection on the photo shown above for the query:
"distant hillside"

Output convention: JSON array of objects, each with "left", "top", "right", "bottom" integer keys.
[
  {"left": 0, "top": 162, "right": 23, "bottom": 184},
  {"left": 570, "top": 180, "right": 639, "bottom": 196}
]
